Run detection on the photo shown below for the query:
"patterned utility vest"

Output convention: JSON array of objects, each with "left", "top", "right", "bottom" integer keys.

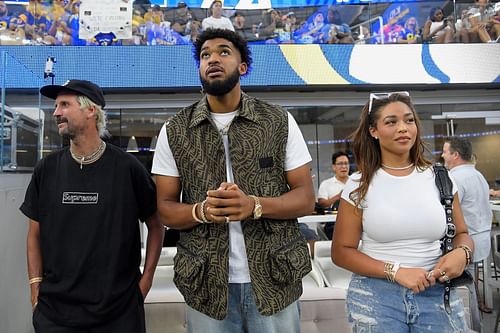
[{"left": 166, "top": 92, "right": 311, "bottom": 320}]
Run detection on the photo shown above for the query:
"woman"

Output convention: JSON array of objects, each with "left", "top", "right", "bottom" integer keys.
[
  {"left": 332, "top": 92, "right": 474, "bottom": 332},
  {"left": 423, "top": 7, "right": 455, "bottom": 43}
]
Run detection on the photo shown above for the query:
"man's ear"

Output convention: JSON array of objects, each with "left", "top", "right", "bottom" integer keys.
[
  {"left": 86, "top": 105, "right": 97, "bottom": 120},
  {"left": 239, "top": 62, "right": 248, "bottom": 76}
]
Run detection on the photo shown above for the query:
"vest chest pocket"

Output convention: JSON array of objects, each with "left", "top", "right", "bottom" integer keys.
[
  {"left": 269, "top": 236, "right": 312, "bottom": 285},
  {"left": 173, "top": 244, "right": 208, "bottom": 304}
]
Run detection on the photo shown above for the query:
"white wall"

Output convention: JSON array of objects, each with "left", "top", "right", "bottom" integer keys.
[{"left": 0, "top": 173, "right": 34, "bottom": 333}]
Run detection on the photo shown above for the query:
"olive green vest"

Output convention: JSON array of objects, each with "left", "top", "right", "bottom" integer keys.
[{"left": 166, "top": 93, "right": 311, "bottom": 320}]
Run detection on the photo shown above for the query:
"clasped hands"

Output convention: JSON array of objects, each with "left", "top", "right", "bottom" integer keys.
[
  {"left": 201, "top": 182, "right": 255, "bottom": 224},
  {"left": 392, "top": 248, "right": 467, "bottom": 294}
]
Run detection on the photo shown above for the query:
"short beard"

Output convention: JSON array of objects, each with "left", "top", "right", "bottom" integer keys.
[{"left": 200, "top": 68, "right": 240, "bottom": 96}]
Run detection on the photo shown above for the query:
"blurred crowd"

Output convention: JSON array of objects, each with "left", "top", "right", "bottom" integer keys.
[{"left": 0, "top": 0, "right": 498, "bottom": 46}]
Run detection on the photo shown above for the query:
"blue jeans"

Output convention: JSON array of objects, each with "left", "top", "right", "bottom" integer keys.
[
  {"left": 186, "top": 283, "right": 301, "bottom": 333},
  {"left": 346, "top": 274, "right": 469, "bottom": 333}
]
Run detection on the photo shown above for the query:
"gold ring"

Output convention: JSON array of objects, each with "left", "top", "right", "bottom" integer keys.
[
  {"left": 440, "top": 270, "right": 446, "bottom": 277},
  {"left": 224, "top": 216, "right": 230, "bottom": 224}
]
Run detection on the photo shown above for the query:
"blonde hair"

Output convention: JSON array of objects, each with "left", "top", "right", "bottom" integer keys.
[{"left": 77, "top": 95, "right": 107, "bottom": 137}]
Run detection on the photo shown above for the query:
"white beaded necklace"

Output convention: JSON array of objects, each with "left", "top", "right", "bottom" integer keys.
[
  {"left": 70, "top": 140, "right": 106, "bottom": 170},
  {"left": 381, "top": 163, "right": 414, "bottom": 171}
]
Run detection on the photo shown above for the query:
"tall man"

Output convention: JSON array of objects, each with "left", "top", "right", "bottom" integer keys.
[
  {"left": 152, "top": 29, "right": 314, "bottom": 332},
  {"left": 21, "top": 80, "right": 164, "bottom": 332},
  {"left": 442, "top": 136, "right": 493, "bottom": 329}
]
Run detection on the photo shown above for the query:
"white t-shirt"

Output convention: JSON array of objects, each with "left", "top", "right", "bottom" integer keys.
[
  {"left": 202, "top": 16, "right": 235, "bottom": 31},
  {"left": 152, "top": 111, "right": 311, "bottom": 282},
  {"left": 341, "top": 167, "right": 454, "bottom": 270},
  {"left": 317, "top": 176, "right": 347, "bottom": 201},
  {"left": 450, "top": 164, "right": 492, "bottom": 262}
]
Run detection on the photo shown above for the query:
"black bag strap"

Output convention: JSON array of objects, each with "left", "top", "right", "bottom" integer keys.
[{"left": 433, "top": 164, "right": 455, "bottom": 314}]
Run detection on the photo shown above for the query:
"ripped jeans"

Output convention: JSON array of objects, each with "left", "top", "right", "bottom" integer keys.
[{"left": 346, "top": 274, "right": 470, "bottom": 333}]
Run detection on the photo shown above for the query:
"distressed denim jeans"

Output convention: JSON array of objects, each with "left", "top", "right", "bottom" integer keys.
[
  {"left": 346, "top": 274, "right": 469, "bottom": 333},
  {"left": 186, "top": 283, "right": 301, "bottom": 333}
]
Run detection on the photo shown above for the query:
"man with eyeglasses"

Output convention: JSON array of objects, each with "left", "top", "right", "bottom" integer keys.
[{"left": 318, "top": 151, "right": 350, "bottom": 239}]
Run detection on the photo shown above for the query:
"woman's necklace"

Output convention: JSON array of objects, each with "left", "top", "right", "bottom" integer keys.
[
  {"left": 381, "top": 163, "right": 415, "bottom": 171},
  {"left": 70, "top": 140, "right": 106, "bottom": 170}
]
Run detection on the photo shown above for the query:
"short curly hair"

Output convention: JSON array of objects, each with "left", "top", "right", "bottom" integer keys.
[{"left": 193, "top": 28, "right": 252, "bottom": 76}]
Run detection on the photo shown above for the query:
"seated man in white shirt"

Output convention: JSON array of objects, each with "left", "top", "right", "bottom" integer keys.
[{"left": 317, "top": 151, "right": 350, "bottom": 239}]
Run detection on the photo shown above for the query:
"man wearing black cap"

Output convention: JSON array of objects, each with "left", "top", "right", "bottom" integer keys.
[{"left": 21, "top": 79, "right": 164, "bottom": 332}]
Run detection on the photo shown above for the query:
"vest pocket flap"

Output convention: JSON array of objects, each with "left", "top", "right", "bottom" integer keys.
[
  {"left": 173, "top": 245, "right": 208, "bottom": 301},
  {"left": 269, "top": 236, "right": 312, "bottom": 284}
]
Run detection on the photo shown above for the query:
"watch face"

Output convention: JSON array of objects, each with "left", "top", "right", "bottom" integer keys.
[{"left": 254, "top": 204, "right": 263, "bottom": 219}]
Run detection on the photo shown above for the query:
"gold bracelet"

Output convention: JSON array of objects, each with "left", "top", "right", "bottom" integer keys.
[
  {"left": 191, "top": 203, "right": 203, "bottom": 223},
  {"left": 457, "top": 245, "right": 472, "bottom": 265},
  {"left": 29, "top": 277, "right": 43, "bottom": 285},
  {"left": 383, "top": 262, "right": 394, "bottom": 282},
  {"left": 383, "top": 262, "right": 400, "bottom": 282}
]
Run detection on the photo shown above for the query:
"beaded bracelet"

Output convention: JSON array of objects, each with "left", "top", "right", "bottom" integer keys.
[{"left": 199, "top": 200, "right": 213, "bottom": 224}]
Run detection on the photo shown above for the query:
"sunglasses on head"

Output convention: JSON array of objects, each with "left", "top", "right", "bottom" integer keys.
[{"left": 368, "top": 91, "right": 410, "bottom": 114}]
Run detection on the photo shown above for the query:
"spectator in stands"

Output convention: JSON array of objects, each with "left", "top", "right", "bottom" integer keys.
[
  {"left": 0, "top": 3, "right": 25, "bottom": 45},
  {"left": 172, "top": 1, "right": 196, "bottom": 36},
  {"left": 282, "top": 11, "right": 298, "bottom": 36},
  {"left": 182, "top": 19, "right": 201, "bottom": 43},
  {"left": 398, "top": 16, "right": 421, "bottom": 44},
  {"left": 0, "top": 1, "right": 11, "bottom": 29},
  {"left": 423, "top": 7, "right": 455, "bottom": 43},
  {"left": 152, "top": 28, "right": 314, "bottom": 333},
  {"left": 466, "top": 0, "right": 500, "bottom": 43},
  {"left": 321, "top": 7, "right": 354, "bottom": 44},
  {"left": 298, "top": 11, "right": 325, "bottom": 43},
  {"left": 67, "top": 1, "right": 86, "bottom": 45},
  {"left": 317, "top": 151, "right": 350, "bottom": 239},
  {"left": 47, "top": 0, "right": 71, "bottom": 45},
  {"left": 232, "top": 11, "right": 254, "bottom": 40},
  {"left": 254, "top": 8, "right": 282, "bottom": 40},
  {"left": 20, "top": 4, "right": 55, "bottom": 44},
  {"left": 202, "top": 0, "right": 234, "bottom": 31},
  {"left": 442, "top": 137, "right": 493, "bottom": 321},
  {"left": 144, "top": 4, "right": 164, "bottom": 25},
  {"left": 332, "top": 92, "right": 472, "bottom": 332}
]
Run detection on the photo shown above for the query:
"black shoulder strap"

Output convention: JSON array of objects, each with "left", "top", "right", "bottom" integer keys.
[
  {"left": 433, "top": 164, "right": 455, "bottom": 315},
  {"left": 434, "top": 164, "right": 454, "bottom": 205}
]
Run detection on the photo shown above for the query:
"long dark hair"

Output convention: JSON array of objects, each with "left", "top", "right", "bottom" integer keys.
[{"left": 349, "top": 93, "right": 431, "bottom": 206}]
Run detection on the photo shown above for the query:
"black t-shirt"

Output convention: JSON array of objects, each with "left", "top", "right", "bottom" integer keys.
[{"left": 20, "top": 144, "right": 156, "bottom": 327}]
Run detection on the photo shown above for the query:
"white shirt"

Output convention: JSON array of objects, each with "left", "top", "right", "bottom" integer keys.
[
  {"left": 202, "top": 16, "right": 235, "bottom": 31},
  {"left": 317, "top": 176, "right": 347, "bottom": 201},
  {"left": 152, "top": 111, "right": 311, "bottom": 282},
  {"left": 450, "top": 164, "right": 492, "bottom": 262},
  {"left": 342, "top": 167, "right": 453, "bottom": 270}
]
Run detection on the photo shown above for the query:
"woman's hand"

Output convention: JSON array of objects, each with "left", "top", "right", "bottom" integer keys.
[
  {"left": 431, "top": 248, "right": 467, "bottom": 283},
  {"left": 394, "top": 267, "right": 431, "bottom": 293}
]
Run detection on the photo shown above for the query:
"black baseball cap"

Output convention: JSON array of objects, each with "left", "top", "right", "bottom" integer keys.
[{"left": 40, "top": 80, "right": 106, "bottom": 107}]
